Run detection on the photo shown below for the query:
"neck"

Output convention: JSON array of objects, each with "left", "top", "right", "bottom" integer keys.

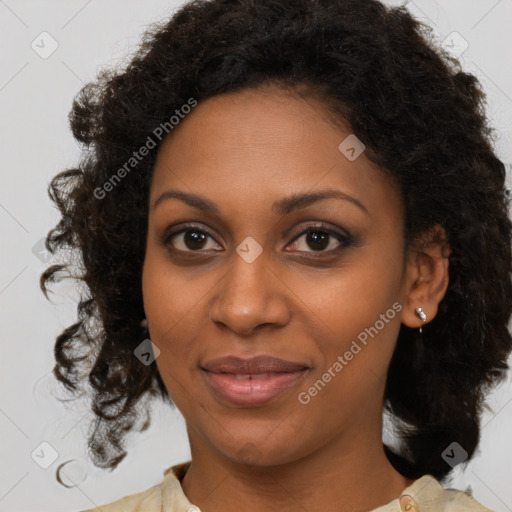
[{"left": 181, "top": 425, "right": 415, "bottom": 512}]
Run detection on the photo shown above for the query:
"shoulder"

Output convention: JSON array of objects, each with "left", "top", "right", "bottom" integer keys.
[
  {"left": 78, "top": 461, "right": 192, "bottom": 512},
  {"left": 375, "top": 474, "right": 495, "bottom": 512},
  {"left": 79, "top": 481, "right": 162, "bottom": 512}
]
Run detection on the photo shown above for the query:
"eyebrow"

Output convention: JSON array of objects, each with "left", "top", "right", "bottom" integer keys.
[{"left": 152, "top": 188, "right": 369, "bottom": 216}]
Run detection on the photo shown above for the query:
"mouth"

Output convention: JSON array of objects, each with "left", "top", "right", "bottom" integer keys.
[{"left": 200, "top": 355, "right": 310, "bottom": 407}]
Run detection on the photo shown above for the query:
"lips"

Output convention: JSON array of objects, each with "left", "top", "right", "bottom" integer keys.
[
  {"left": 201, "top": 355, "right": 309, "bottom": 374},
  {"left": 201, "top": 355, "right": 310, "bottom": 407}
]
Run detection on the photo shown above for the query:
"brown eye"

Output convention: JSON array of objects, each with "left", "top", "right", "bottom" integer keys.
[
  {"left": 288, "top": 227, "right": 352, "bottom": 253},
  {"left": 164, "top": 227, "right": 222, "bottom": 252},
  {"left": 181, "top": 230, "right": 208, "bottom": 250},
  {"left": 305, "top": 230, "right": 330, "bottom": 251}
]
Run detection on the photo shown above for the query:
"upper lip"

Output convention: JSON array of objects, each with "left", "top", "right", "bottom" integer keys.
[{"left": 201, "top": 355, "right": 310, "bottom": 374}]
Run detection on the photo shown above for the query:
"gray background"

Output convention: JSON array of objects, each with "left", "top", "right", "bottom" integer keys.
[{"left": 1, "top": 1, "right": 511, "bottom": 511}]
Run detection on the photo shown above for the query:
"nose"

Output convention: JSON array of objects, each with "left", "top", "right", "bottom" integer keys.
[{"left": 208, "top": 244, "right": 291, "bottom": 335}]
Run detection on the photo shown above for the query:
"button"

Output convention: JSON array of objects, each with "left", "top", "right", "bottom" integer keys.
[{"left": 399, "top": 494, "right": 419, "bottom": 511}]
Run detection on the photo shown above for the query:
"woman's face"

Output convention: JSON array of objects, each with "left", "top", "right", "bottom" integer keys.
[{"left": 142, "top": 85, "right": 411, "bottom": 466}]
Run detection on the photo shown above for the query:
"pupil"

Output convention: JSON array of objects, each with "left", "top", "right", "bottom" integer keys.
[
  {"left": 307, "top": 231, "right": 328, "bottom": 251},
  {"left": 185, "top": 230, "right": 206, "bottom": 249}
]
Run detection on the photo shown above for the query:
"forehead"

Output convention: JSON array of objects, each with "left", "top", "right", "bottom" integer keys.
[{"left": 150, "top": 85, "right": 402, "bottom": 221}]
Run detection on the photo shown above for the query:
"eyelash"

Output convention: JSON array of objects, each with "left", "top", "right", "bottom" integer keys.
[{"left": 161, "top": 222, "right": 353, "bottom": 256}]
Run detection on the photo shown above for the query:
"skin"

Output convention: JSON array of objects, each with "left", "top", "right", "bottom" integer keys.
[{"left": 142, "top": 84, "right": 450, "bottom": 512}]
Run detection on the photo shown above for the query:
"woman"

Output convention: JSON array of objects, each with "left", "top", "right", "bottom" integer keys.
[{"left": 41, "top": 0, "right": 512, "bottom": 510}]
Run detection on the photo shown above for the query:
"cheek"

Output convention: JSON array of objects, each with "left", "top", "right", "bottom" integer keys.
[
  {"left": 300, "top": 273, "right": 403, "bottom": 389},
  {"left": 142, "top": 242, "right": 206, "bottom": 336},
  {"left": 301, "top": 237, "right": 405, "bottom": 386},
  {"left": 305, "top": 248, "right": 403, "bottom": 339},
  {"left": 294, "top": 271, "right": 403, "bottom": 432},
  {"left": 142, "top": 248, "right": 186, "bottom": 370},
  {"left": 141, "top": 246, "right": 214, "bottom": 401}
]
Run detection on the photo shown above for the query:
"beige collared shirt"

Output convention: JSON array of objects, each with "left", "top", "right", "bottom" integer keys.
[{"left": 80, "top": 461, "right": 494, "bottom": 512}]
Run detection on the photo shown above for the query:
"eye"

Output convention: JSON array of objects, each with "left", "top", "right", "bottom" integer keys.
[
  {"left": 287, "top": 224, "right": 352, "bottom": 253},
  {"left": 163, "top": 225, "right": 221, "bottom": 252}
]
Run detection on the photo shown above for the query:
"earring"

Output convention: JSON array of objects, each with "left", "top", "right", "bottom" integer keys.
[
  {"left": 415, "top": 307, "right": 427, "bottom": 333},
  {"left": 140, "top": 318, "right": 148, "bottom": 329}
]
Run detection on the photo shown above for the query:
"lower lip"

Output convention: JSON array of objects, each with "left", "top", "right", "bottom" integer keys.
[{"left": 202, "top": 369, "right": 308, "bottom": 407}]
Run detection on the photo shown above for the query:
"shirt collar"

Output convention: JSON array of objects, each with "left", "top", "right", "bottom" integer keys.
[
  {"left": 161, "top": 461, "right": 196, "bottom": 512},
  {"left": 161, "top": 461, "right": 454, "bottom": 512}
]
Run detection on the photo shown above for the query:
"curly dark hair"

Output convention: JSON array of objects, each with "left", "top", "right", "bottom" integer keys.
[{"left": 41, "top": 0, "right": 512, "bottom": 484}]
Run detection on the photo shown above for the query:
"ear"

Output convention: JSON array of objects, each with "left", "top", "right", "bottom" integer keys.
[{"left": 401, "top": 224, "right": 451, "bottom": 329}]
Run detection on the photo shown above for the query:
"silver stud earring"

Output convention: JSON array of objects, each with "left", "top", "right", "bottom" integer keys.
[
  {"left": 415, "top": 307, "right": 427, "bottom": 333},
  {"left": 140, "top": 318, "right": 148, "bottom": 329}
]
